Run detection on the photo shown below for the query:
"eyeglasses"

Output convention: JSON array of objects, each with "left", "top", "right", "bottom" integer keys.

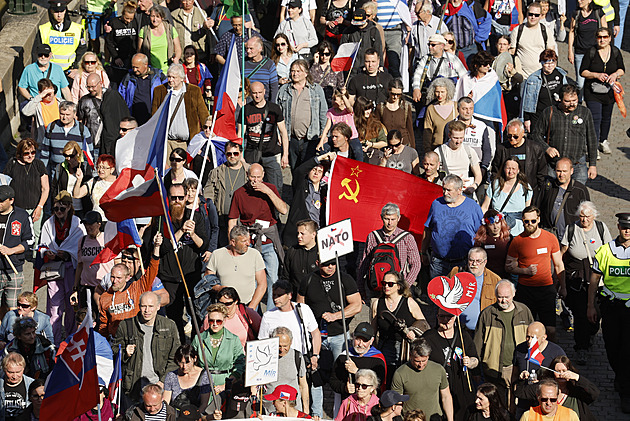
[
  {"left": 354, "top": 383, "right": 372, "bottom": 390},
  {"left": 220, "top": 300, "right": 235, "bottom": 306},
  {"left": 53, "top": 206, "right": 67, "bottom": 212},
  {"left": 506, "top": 134, "right": 520, "bottom": 139},
  {"left": 22, "top": 151, "right": 36, "bottom": 157},
  {"left": 170, "top": 195, "right": 185, "bottom": 201},
  {"left": 389, "top": 92, "right": 402, "bottom": 97},
  {"left": 276, "top": 42, "right": 287, "bottom": 47},
  {"left": 226, "top": 151, "right": 240, "bottom": 157},
  {"left": 202, "top": 125, "right": 212, "bottom": 130},
  {"left": 322, "top": 51, "right": 332, "bottom": 56},
  {"left": 468, "top": 259, "right": 486, "bottom": 264},
  {"left": 382, "top": 281, "right": 397, "bottom": 287},
  {"left": 17, "top": 302, "right": 31, "bottom": 309},
  {"left": 31, "top": 394, "right": 45, "bottom": 400},
  {"left": 528, "top": 12, "right": 540, "bottom": 16},
  {"left": 63, "top": 152, "right": 77, "bottom": 158},
  {"left": 97, "top": 165, "right": 111, "bottom": 170},
  {"left": 170, "top": 156, "right": 185, "bottom": 163},
  {"left": 540, "top": 398, "right": 558, "bottom": 403},
  {"left": 523, "top": 219, "right": 537, "bottom": 225},
  {"left": 84, "top": 60, "right": 97, "bottom": 65},
  {"left": 209, "top": 318, "right": 224, "bottom": 325}
]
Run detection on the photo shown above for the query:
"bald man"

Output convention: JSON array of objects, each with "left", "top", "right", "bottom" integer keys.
[
  {"left": 118, "top": 53, "right": 168, "bottom": 125},
  {"left": 515, "top": 322, "right": 566, "bottom": 378},
  {"left": 228, "top": 163, "right": 288, "bottom": 309},
  {"left": 238, "top": 81, "right": 289, "bottom": 196}
]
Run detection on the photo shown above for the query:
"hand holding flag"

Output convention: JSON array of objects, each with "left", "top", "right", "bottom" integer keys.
[{"left": 527, "top": 335, "right": 545, "bottom": 366}]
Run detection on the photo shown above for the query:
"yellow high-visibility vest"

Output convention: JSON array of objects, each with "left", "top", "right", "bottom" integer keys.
[
  {"left": 593, "top": 0, "right": 615, "bottom": 22},
  {"left": 39, "top": 21, "right": 83, "bottom": 70}
]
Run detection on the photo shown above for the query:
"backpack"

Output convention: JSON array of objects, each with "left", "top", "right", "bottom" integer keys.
[
  {"left": 566, "top": 220, "right": 606, "bottom": 245},
  {"left": 446, "top": 0, "right": 492, "bottom": 46},
  {"left": 367, "top": 230, "right": 409, "bottom": 291},
  {"left": 514, "top": 22, "right": 548, "bottom": 56}
]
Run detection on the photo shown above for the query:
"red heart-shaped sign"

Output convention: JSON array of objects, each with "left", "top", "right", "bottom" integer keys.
[{"left": 427, "top": 272, "right": 478, "bottom": 316}]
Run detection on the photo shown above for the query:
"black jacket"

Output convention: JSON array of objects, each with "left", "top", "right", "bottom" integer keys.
[
  {"left": 282, "top": 245, "right": 319, "bottom": 296},
  {"left": 491, "top": 139, "right": 547, "bottom": 202},
  {"left": 340, "top": 21, "right": 383, "bottom": 71},
  {"left": 0, "top": 207, "right": 33, "bottom": 272},
  {"left": 51, "top": 161, "right": 93, "bottom": 212},
  {"left": 100, "top": 88, "right": 131, "bottom": 156},
  {"left": 105, "top": 15, "right": 139, "bottom": 64},
  {"left": 537, "top": 178, "right": 590, "bottom": 231},
  {"left": 329, "top": 349, "right": 387, "bottom": 399}
]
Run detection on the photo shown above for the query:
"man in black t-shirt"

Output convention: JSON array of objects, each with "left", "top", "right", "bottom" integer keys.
[
  {"left": 296, "top": 259, "right": 362, "bottom": 361},
  {"left": 2, "top": 353, "right": 31, "bottom": 421},
  {"left": 238, "top": 81, "right": 289, "bottom": 196},
  {"left": 348, "top": 49, "right": 393, "bottom": 106}
]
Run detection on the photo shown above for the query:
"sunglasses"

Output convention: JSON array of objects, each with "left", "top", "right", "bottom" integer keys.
[
  {"left": 507, "top": 134, "right": 520, "bottom": 139},
  {"left": 220, "top": 300, "right": 235, "bottom": 306},
  {"left": 170, "top": 195, "right": 185, "bottom": 201},
  {"left": 202, "top": 125, "right": 212, "bottom": 130},
  {"left": 23, "top": 151, "right": 36, "bottom": 157},
  {"left": 84, "top": 60, "right": 97, "bottom": 65},
  {"left": 226, "top": 151, "right": 240, "bottom": 157},
  {"left": 276, "top": 42, "right": 287, "bottom": 47},
  {"left": 355, "top": 383, "right": 372, "bottom": 390},
  {"left": 38, "top": 53, "right": 50, "bottom": 58},
  {"left": 597, "top": 35, "right": 610, "bottom": 39},
  {"left": 121, "top": 254, "right": 136, "bottom": 261},
  {"left": 446, "top": 39, "right": 455, "bottom": 44},
  {"left": 321, "top": 262, "right": 336, "bottom": 267},
  {"left": 528, "top": 12, "right": 540, "bottom": 16},
  {"left": 63, "top": 152, "right": 77, "bottom": 158},
  {"left": 322, "top": 51, "right": 332, "bottom": 56},
  {"left": 119, "top": 127, "right": 132, "bottom": 132},
  {"left": 429, "top": 43, "right": 440, "bottom": 47},
  {"left": 170, "top": 156, "right": 185, "bottom": 162},
  {"left": 540, "top": 398, "right": 557, "bottom": 403},
  {"left": 388, "top": 142, "right": 402, "bottom": 148},
  {"left": 382, "top": 281, "right": 398, "bottom": 287},
  {"left": 523, "top": 219, "right": 537, "bottom": 224},
  {"left": 53, "top": 206, "right": 67, "bottom": 212},
  {"left": 17, "top": 302, "right": 31, "bottom": 309},
  {"left": 389, "top": 92, "right": 402, "bottom": 97},
  {"left": 209, "top": 318, "right": 224, "bottom": 325},
  {"left": 438, "top": 313, "right": 455, "bottom": 318}
]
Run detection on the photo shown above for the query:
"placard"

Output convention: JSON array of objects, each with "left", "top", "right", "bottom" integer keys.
[
  {"left": 317, "top": 218, "right": 354, "bottom": 263},
  {"left": 245, "top": 337, "right": 279, "bottom": 387}
]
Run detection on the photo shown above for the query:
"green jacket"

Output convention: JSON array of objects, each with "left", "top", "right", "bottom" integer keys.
[
  {"left": 474, "top": 301, "right": 533, "bottom": 380},
  {"left": 191, "top": 328, "right": 245, "bottom": 386},
  {"left": 112, "top": 314, "right": 181, "bottom": 398}
]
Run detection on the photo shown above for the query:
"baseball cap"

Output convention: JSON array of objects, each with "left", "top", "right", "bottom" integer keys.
[
  {"left": 0, "top": 186, "right": 15, "bottom": 202},
  {"left": 379, "top": 390, "right": 410, "bottom": 408},
  {"left": 354, "top": 322, "right": 374, "bottom": 340},
  {"left": 177, "top": 404, "right": 201, "bottom": 421},
  {"left": 428, "top": 34, "right": 447, "bottom": 44},
  {"left": 352, "top": 8, "right": 367, "bottom": 25},
  {"left": 36, "top": 44, "right": 52, "bottom": 56},
  {"left": 82, "top": 211, "right": 102, "bottom": 225},
  {"left": 264, "top": 385, "right": 298, "bottom": 401},
  {"left": 616, "top": 213, "right": 630, "bottom": 228}
]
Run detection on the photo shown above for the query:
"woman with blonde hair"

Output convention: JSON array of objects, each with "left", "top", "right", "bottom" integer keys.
[
  {"left": 423, "top": 78, "right": 457, "bottom": 152},
  {"left": 71, "top": 52, "right": 110, "bottom": 103}
]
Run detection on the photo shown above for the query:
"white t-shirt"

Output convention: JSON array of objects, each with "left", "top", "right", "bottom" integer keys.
[
  {"left": 437, "top": 143, "right": 480, "bottom": 187},
  {"left": 258, "top": 302, "right": 318, "bottom": 355},
  {"left": 208, "top": 247, "right": 266, "bottom": 304}
]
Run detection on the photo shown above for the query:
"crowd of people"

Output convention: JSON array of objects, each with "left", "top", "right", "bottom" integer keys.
[{"left": 0, "top": 0, "right": 629, "bottom": 419}]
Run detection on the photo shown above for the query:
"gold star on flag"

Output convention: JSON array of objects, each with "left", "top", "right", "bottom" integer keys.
[{"left": 351, "top": 166, "right": 362, "bottom": 177}]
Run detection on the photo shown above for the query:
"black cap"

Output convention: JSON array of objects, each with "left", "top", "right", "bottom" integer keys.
[
  {"left": 287, "top": 0, "right": 302, "bottom": 8},
  {"left": 82, "top": 211, "right": 102, "bottom": 225},
  {"left": 36, "top": 44, "right": 52, "bottom": 55},
  {"left": 379, "top": 390, "right": 410, "bottom": 408},
  {"left": 352, "top": 9, "right": 367, "bottom": 25},
  {"left": 0, "top": 186, "right": 15, "bottom": 202},
  {"left": 354, "top": 322, "right": 374, "bottom": 340},
  {"left": 176, "top": 405, "right": 201, "bottom": 421},
  {"left": 49, "top": 1, "right": 67, "bottom": 11},
  {"left": 616, "top": 213, "right": 630, "bottom": 228}
]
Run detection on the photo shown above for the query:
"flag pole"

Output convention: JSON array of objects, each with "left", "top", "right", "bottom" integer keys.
[
  {"left": 335, "top": 251, "right": 351, "bottom": 383},
  {"left": 456, "top": 315, "right": 472, "bottom": 392},
  {"left": 154, "top": 169, "right": 221, "bottom": 414},
  {"left": 97, "top": 403, "right": 102, "bottom": 421},
  {"left": 194, "top": 0, "right": 219, "bottom": 42},
  {"left": 189, "top": 109, "right": 219, "bottom": 222},
  {"left": 343, "top": 39, "right": 362, "bottom": 89},
  {"left": 241, "top": 0, "right": 246, "bottom": 136}
]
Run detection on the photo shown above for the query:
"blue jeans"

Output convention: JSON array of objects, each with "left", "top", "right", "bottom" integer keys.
[
  {"left": 429, "top": 254, "right": 466, "bottom": 279},
  {"left": 261, "top": 154, "right": 283, "bottom": 197},
  {"left": 615, "top": 0, "right": 629, "bottom": 48},
  {"left": 261, "top": 242, "right": 279, "bottom": 310},
  {"left": 289, "top": 136, "right": 317, "bottom": 169},
  {"left": 322, "top": 332, "right": 349, "bottom": 362},
  {"left": 586, "top": 100, "right": 615, "bottom": 143},
  {"left": 574, "top": 54, "right": 585, "bottom": 101},
  {"left": 311, "top": 385, "right": 323, "bottom": 417}
]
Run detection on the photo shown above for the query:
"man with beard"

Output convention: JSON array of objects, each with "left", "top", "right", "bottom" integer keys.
[
  {"left": 506, "top": 206, "right": 565, "bottom": 342},
  {"left": 204, "top": 141, "right": 249, "bottom": 247},
  {"left": 142, "top": 184, "right": 209, "bottom": 342},
  {"left": 98, "top": 233, "right": 162, "bottom": 338},
  {"left": 206, "top": 225, "right": 267, "bottom": 309},
  {"left": 474, "top": 280, "right": 533, "bottom": 412},
  {"left": 421, "top": 174, "right": 483, "bottom": 279},
  {"left": 228, "top": 163, "right": 288, "bottom": 310}
]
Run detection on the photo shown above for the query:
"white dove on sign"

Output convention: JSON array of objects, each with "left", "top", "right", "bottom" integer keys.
[
  {"left": 253, "top": 345, "right": 272, "bottom": 370},
  {"left": 436, "top": 277, "right": 467, "bottom": 311}
]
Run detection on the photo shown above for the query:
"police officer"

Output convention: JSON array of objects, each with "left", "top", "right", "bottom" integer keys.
[
  {"left": 587, "top": 212, "right": 630, "bottom": 414},
  {"left": 33, "top": 1, "right": 87, "bottom": 76}
]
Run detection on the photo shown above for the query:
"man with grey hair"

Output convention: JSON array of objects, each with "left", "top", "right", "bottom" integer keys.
[
  {"left": 410, "top": 1, "right": 448, "bottom": 61},
  {"left": 127, "top": 383, "right": 177, "bottom": 421},
  {"left": 449, "top": 246, "right": 502, "bottom": 330},
  {"left": 40, "top": 100, "right": 93, "bottom": 176},
  {"left": 151, "top": 63, "right": 209, "bottom": 157},
  {"left": 421, "top": 174, "right": 483, "bottom": 278},
  {"left": 112, "top": 291, "right": 180, "bottom": 405},
  {"left": 391, "top": 337, "right": 454, "bottom": 421},
  {"left": 244, "top": 37, "right": 279, "bottom": 102},
  {"left": 358, "top": 203, "right": 421, "bottom": 296},
  {"left": 474, "top": 279, "right": 533, "bottom": 412},
  {"left": 491, "top": 118, "right": 546, "bottom": 201}
]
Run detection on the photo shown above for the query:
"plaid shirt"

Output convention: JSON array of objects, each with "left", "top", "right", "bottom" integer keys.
[
  {"left": 412, "top": 52, "right": 467, "bottom": 90},
  {"left": 531, "top": 104, "right": 598, "bottom": 167}
]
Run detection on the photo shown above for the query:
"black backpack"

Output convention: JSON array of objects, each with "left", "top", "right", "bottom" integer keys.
[
  {"left": 367, "top": 230, "right": 408, "bottom": 291},
  {"left": 566, "top": 220, "right": 606, "bottom": 244}
]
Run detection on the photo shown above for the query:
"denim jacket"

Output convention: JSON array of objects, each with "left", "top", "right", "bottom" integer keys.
[
  {"left": 277, "top": 82, "right": 327, "bottom": 142},
  {"left": 520, "top": 67, "right": 569, "bottom": 119}
]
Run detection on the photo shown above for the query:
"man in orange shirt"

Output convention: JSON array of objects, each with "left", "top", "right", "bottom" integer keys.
[
  {"left": 98, "top": 233, "right": 162, "bottom": 338},
  {"left": 506, "top": 206, "right": 565, "bottom": 341}
]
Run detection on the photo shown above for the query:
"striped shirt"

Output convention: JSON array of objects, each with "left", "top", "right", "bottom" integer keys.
[
  {"left": 40, "top": 119, "right": 93, "bottom": 174},
  {"left": 376, "top": 0, "right": 404, "bottom": 29},
  {"left": 244, "top": 58, "right": 280, "bottom": 103},
  {"left": 144, "top": 402, "right": 167, "bottom": 421}
]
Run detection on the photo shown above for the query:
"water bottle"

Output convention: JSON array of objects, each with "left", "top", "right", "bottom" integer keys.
[{"left": 529, "top": 369, "right": 537, "bottom": 384}]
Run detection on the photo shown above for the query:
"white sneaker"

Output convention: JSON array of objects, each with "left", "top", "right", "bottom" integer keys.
[
  {"left": 600, "top": 139, "right": 612, "bottom": 154},
  {"left": 597, "top": 150, "right": 601, "bottom": 160}
]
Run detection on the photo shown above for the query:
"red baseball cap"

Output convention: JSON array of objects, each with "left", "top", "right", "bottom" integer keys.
[{"left": 264, "top": 385, "right": 298, "bottom": 401}]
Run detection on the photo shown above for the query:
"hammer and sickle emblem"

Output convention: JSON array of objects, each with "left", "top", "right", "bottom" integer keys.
[{"left": 338, "top": 178, "right": 360, "bottom": 203}]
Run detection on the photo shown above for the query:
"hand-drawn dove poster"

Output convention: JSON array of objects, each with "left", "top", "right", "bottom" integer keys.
[{"left": 245, "top": 337, "right": 279, "bottom": 386}]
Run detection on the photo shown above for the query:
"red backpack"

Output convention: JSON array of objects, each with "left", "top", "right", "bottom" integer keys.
[{"left": 367, "top": 231, "right": 409, "bottom": 291}]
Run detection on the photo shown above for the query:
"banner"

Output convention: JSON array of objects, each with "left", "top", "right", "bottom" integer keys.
[{"left": 326, "top": 157, "right": 443, "bottom": 243}]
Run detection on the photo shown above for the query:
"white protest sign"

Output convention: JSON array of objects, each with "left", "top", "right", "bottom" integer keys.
[
  {"left": 317, "top": 219, "right": 354, "bottom": 263},
  {"left": 245, "top": 337, "right": 279, "bottom": 387}
]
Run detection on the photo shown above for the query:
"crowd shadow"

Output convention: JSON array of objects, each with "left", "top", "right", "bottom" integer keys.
[{"left": 586, "top": 147, "right": 630, "bottom": 202}]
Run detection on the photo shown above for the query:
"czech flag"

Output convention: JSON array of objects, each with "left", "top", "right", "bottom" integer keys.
[
  {"left": 527, "top": 335, "right": 545, "bottom": 366},
  {"left": 213, "top": 34, "right": 241, "bottom": 142},
  {"left": 100, "top": 94, "right": 172, "bottom": 222},
  {"left": 331, "top": 41, "right": 362, "bottom": 72},
  {"left": 109, "top": 344, "right": 122, "bottom": 411},
  {"left": 82, "top": 137, "right": 94, "bottom": 169},
  {"left": 40, "top": 308, "right": 99, "bottom": 421},
  {"left": 90, "top": 219, "right": 142, "bottom": 266}
]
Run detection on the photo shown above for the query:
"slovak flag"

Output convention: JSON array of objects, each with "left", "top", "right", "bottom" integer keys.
[
  {"left": 455, "top": 69, "right": 508, "bottom": 131},
  {"left": 331, "top": 41, "right": 362, "bottom": 72},
  {"left": 213, "top": 34, "right": 241, "bottom": 142},
  {"left": 40, "top": 309, "right": 99, "bottom": 421},
  {"left": 109, "top": 344, "right": 122, "bottom": 411},
  {"left": 83, "top": 137, "right": 94, "bottom": 169},
  {"left": 90, "top": 219, "right": 142, "bottom": 266},
  {"left": 100, "top": 94, "right": 172, "bottom": 222},
  {"left": 527, "top": 335, "right": 545, "bottom": 366}
]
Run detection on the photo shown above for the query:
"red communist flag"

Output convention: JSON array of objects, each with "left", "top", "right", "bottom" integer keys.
[{"left": 326, "top": 156, "right": 443, "bottom": 242}]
